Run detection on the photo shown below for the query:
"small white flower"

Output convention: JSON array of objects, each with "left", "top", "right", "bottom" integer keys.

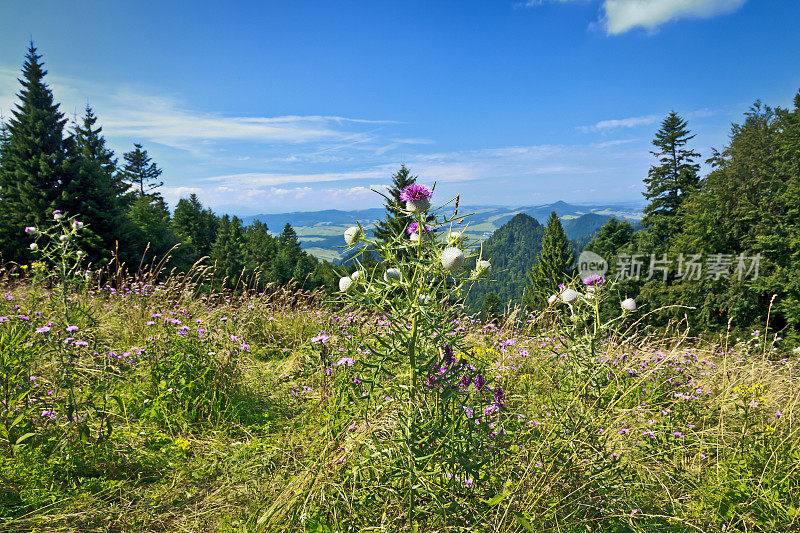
[
  {"left": 447, "top": 231, "right": 464, "bottom": 246},
  {"left": 338, "top": 276, "right": 353, "bottom": 292},
  {"left": 473, "top": 260, "right": 491, "bottom": 277},
  {"left": 547, "top": 294, "right": 558, "bottom": 305},
  {"left": 343, "top": 225, "right": 362, "bottom": 245},
  {"left": 406, "top": 198, "right": 431, "bottom": 213},
  {"left": 560, "top": 288, "right": 579, "bottom": 303},
  {"left": 29, "top": 242, "right": 38, "bottom": 251},
  {"left": 621, "top": 298, "right": 637, "bottom": 312},
  {"left": 384, "top": 267, "right": 401, "bottom": 282},
  {"left": 441, "top": 247, "right": 465, "bottom": 271}
]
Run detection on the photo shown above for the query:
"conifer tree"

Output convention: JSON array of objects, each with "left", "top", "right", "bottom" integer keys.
[
  {"left": 373, "top": 165, "right": 418, "bottom": 244},
  {"left": 173, "top": 194, "right": 219, "bottom": 259},
  {"left": 120, "top": 143, "right": 163, "bottom": 198},
  {"left": 641, "top": 111, "right": 700, "bottom": 248},
  {"left": 523, "top": 211, "right": 574, "bottom": 310},
  {"left": 63, "top": 106, "right": 130, "bottom": 264},
  {"left": 0, "top": 43, "right": 72, "bottom": 261},
  {"left": 211, "top": 215, "right": 246, "bottom": 287}
]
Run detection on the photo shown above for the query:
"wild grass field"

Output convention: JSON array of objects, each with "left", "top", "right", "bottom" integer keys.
[{"left": 1, "top": 255, "right": 798, "bottom": 532}]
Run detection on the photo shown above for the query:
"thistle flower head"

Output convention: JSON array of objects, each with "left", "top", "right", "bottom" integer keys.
[
  {"left": 338, "top": 276, "right": 353, "bottom": 292},
  {"left": 59, "top": 235, "right": 69, "bottom": 243},
  {"left": 406, "top": 222, "right": 432, "bottom": 236},
  {"left": 72, "top": 221, "right": 84, "bottom": 230},
  {"left": 582, "top": 274, "right": 605, "bottom": 286},
  {"left": 384, "top": 267, "right": 402, "bottom": 282},
  {"left": 29, "top": 243, "right": 38, "bottom": 252},
  {"left": 474, "top": 260, "right": 492, "bottom": 277},
  {"left": 343, "top": 225, "right": 362, "bottom": 245},
  {"left": 560, "top": 288, "right": 579, "bottom": 303},
  {"left": 547, "top": 294, "right": 558, "bottom": 305},
  {"left": 24, "top": 226, "right": 38, "bottom": 235},
  {"left": 441, "top": 247, "right": 465, "bottom": 271},
  {"left": 350, "top": 270, "right": 364, "bottom": 282},
  {"left": 447, "top": 231, "right": 464, "bottom": 246},
  {"left": 621, "top": 298, "right": 637, "bottom": 312},
  {"left": 400, "top": 184, "right": 432, "bottom": 212},
  {"left": 53, "top": 210, "right": 64, "bottom": 221}
]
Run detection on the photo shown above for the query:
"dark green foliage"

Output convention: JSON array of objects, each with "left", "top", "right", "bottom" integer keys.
[
  {"left": 641, "top": 111, "right": 701, "bottom": 249},
  {"left": 211, "top": 215, "right": 247, "bottom": 287},
  {"left": 127, "top": 195, "right": 182, "bottom": 264},
  {"left": 372, "top": 165, "right": 419, "bottom": 245},
  {"left": 465, "top": 214, "right": 545, "bottom": 310},
  {"left": 62, "top": 107, "right": 131, "bottom": 265},
  {"left": 584, "top": 217, "right": 637, "bottom": 272},
  {"left": 523, "top": 211, "right": 574, "bottom": 310},
  {"left": 172, "top": 193, "right": 219, "bottom": 261},
  {"left": 481, "top": 292, "right": 503, "bottom": 322},
  {"left": 120, "top": 143, "right": 163, "bottom": 198},
  {"left": 0, "top": 44, "right": 72, "bottom": 263}
]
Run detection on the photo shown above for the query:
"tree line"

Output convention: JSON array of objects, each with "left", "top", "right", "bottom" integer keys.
[
  {"left": 514, "top": 97, "right": 800, "bottom": 343},
  {"left": 0, "top": 44, "right": 337, "bottom": 291}
]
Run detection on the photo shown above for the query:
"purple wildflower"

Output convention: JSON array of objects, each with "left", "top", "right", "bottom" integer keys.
[
  {"left": 399, "top": 184, "right": 432, "bottom": 202},
  {"left": 310, "top": 332, "right": 331, "bottom": 344},
  {"left": 493, "top": 387, "right": 506, "bottom": 406},
  {"left": 65, "top": 325, "right": 78, "bottom": 332},
  {"left": 336, "top": 356, "right": 354, "bottom": 366},
  {"left": 474, "top": 374, "right": 486, "bottom": 391},
  {"left": 406, "top": 222, "right": 432, "bottom": 236},
  {"left": 582, "top": 274, "right": 606, "bottom": 286},
  {"left": 35, "top": 326, "right": 51, "bottom": 334}
]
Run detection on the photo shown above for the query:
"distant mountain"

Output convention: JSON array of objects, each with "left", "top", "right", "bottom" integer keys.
[
  {"left": 464, "top": 214, "right": 545, "bottom": 311},
  {"left": 236, "top": 202, "right": 642, "bottom": 262}
]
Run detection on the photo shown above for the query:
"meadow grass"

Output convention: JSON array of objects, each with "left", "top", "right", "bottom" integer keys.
[{"left": 0, "top": 265, "right": 798, "bottom": 532}]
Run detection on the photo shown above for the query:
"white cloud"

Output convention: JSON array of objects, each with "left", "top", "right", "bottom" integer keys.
[
  {"left": 519, "top": 0, "right": 747, "bottom": 35},
  {"left": 601, "top": 0, "right": 747, "bottom": 35},
  {"left": 579, "top": 114, "right": 660, "bottom": 132}
]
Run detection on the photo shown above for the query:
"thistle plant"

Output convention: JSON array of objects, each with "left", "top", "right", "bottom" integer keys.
[
  {"left": 25, "top": 210, "right": 91, "bottom": 324},
  {"left": 333, "top": 185, "right": 508, "bottom": 526}
]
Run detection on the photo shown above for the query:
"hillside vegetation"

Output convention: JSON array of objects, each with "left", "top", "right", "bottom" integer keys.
[{"left": 1, "top": 257, "right": 798, "bottom": 532}]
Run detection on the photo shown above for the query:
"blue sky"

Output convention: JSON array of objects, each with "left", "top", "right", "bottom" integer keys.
[{"left": 1, "top": 0, "right": 799, "bottom": 214}]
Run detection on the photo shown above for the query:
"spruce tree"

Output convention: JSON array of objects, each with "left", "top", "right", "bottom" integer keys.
[
  {"left": 63, "top": 106, "right": 130, "bottom": 264},
  {"left": 641, "top": 111, "right": 701, "bottom": 248},
  {"left": 373, "top": 165, "right": 418, "bottom": 243},
  {"left": 523, "top": 211, "right": 574, "bottom": 310},
  {"left": 120, "top": 143, "right": 163, "bottom": 198},
  {"left": 0, "top": 43, "right": 72, "bottom": 262},
  {"left": 211, "top": 215, "right": 247, "bottom": 288},
  {"left": 173, "top": 194, "right": 219, "bottom": 259}
]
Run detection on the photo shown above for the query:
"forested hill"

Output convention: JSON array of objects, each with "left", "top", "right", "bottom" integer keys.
[{"left": 464, "top": 213, "right": 545, "bottom": 310}]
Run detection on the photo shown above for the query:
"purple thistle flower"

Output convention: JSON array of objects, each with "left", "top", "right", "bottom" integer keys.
[
  {"left": 582, "top": 274, "right": 606, "bottom": 286},
  {"left": 399, "top": 184, "right": 432, "bottom": 202},
  {"left": 406, "top": 222, "right": 432, "bottom": 236}
]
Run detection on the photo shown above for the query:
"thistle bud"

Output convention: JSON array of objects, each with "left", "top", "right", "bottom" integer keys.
[
  {"left": 343, "top": 225, "right": 362, "bottom": 245},
  {"left": 441, "top": 247, "right": 465, "bottom": 271},
  {"left": 338, "top": 276, "right": 353, "bottom": 292}
]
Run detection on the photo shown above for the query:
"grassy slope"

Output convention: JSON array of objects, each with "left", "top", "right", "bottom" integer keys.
[{"left": 0, "top": 278, "right": 798, "bottom": 532}]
